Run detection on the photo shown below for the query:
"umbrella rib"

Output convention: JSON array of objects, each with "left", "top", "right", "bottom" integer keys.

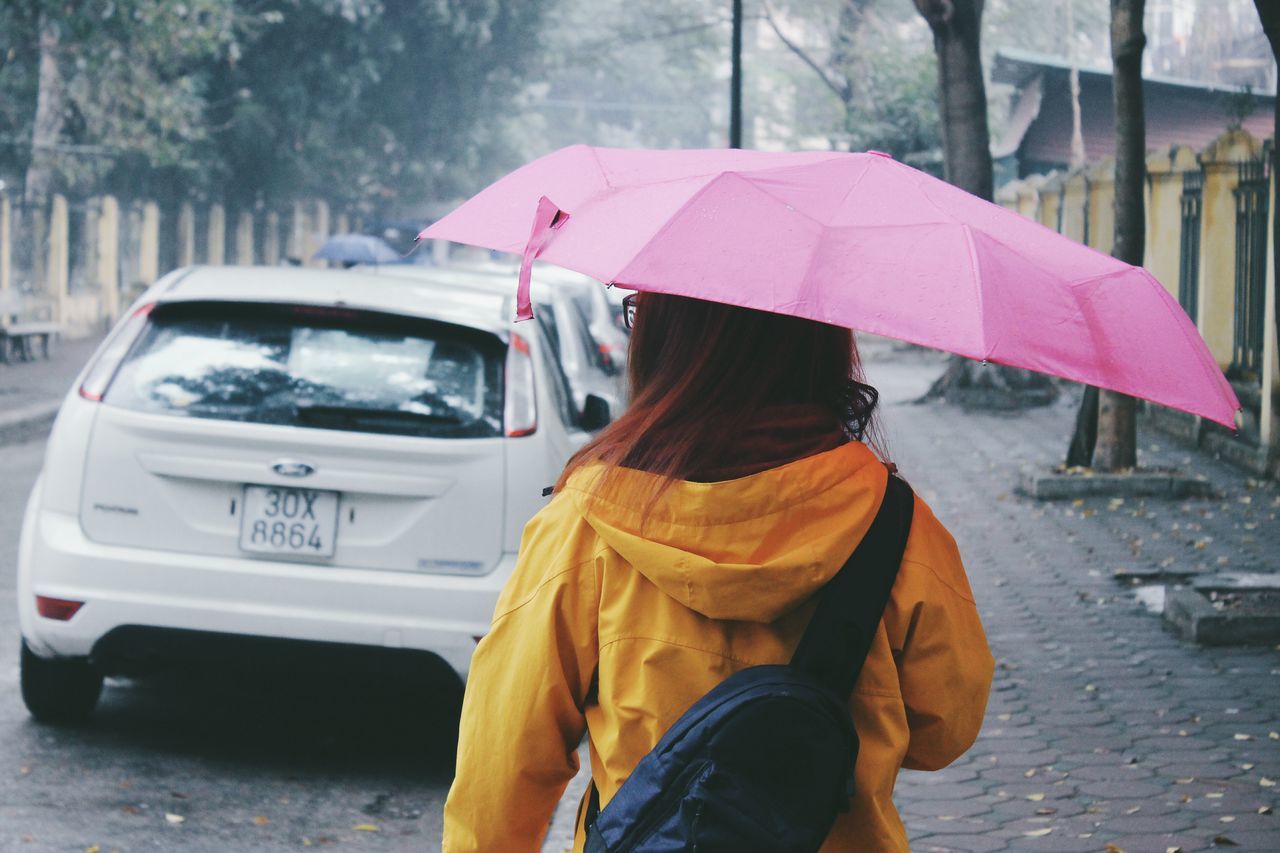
[
  {"left": 961, "top": 224, "right": 991, "bottom": 361},
  {"left": 586, "top": 145, "right": 613, "bottom": 189}
]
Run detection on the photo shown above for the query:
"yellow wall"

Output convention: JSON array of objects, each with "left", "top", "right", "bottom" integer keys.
[
  {"left": 1061, "top": 171, "right": 1089, "bottom": 243},
  {"left": 1086, "top": 159, "right": 1115, "bottom": 255}
]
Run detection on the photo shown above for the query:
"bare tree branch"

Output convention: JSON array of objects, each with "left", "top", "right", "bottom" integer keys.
[{"left": 760, "top": 0, "right": 849, "bottom": 104}]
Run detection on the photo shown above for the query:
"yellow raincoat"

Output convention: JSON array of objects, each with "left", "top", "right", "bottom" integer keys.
[{"left": 444, "top": 441, "right": 993, "bottom": 852}]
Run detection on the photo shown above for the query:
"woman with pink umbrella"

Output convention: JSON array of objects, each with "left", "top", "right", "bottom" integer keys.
[{"left": 430, "top": 145, "right": 1234, "bottom": 851}]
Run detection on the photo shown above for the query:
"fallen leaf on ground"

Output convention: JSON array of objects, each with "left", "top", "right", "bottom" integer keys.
[
  {"left": 1261, "top": 777, "right": 1276, "bottom": 787},
  {"left": 253, "top": 815, "right": 269, "bottom": 826},
  {"left": 1166, "top": 848, "right": 1183, "bottom": 853},
  {"left": 1175, "top": 777, "right": 1195, "bottom": 784},
  {"left": 1233, "top": 733, "right": 1252, "bottom": 741},
  {"left": 1258, "top": 806, "right": 1273, "bottom": 815},
  {"left": 1104, "top": 844, "right": 1124, "bottom": 853},
  {"left": 1023, "top": 828, "right": 1052, "bottom": 837},
  {"left": 164, "top": 813, "right": 185, "bottom": 825},
  {"left": 353, "top": 824, "right": 380, "bottom": 832},
  {"left": 1219, "top": 815, "right": 1235, "bottom": 823},
  {"left": 1125, "top": 806, "right": 1141, "bottom": 814},
  {"left": 1207, "top": 792, "right": 1225, "bottom": 799}
]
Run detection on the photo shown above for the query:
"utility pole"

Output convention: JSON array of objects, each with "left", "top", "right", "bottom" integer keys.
[{"left": 730, "top": 0, "right": 743, "bottom": 148}]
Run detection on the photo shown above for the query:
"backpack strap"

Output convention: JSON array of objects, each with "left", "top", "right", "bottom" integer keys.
[{"left": 789, "top": 473, "right": 915, "bottom": 698}]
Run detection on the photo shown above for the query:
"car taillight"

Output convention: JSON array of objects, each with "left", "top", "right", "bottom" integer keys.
[
  {"left": 35, "top": 596, "right": 84, "bottom": 621},
  {"left": 79, "top": 302, "right": 155, "bottom": 401},
  {"left": 504, "top": 333, "right": 537, "bottom": 437}
]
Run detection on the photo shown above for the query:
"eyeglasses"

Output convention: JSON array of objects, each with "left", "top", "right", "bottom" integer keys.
[{"left": 622, "top": 292, "right": 638, "bottom": 330}]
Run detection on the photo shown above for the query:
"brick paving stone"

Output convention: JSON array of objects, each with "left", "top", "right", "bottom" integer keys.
[
  {"left": 1105, "top": 832, "right": 1212, "bottom": 851},
  {"left": 986, "top": 782, "right": 1079, "bottom": 800},
  {"left": 987, "top": 798, "right": 1088, "bottom": 822},
  {"left": 900, "top": 799, "right": 996, "bottom": 819},
  {"left": 1076, "top": 779, "right": 1173, "bottom": 799},
  {"left": 900, "top": 767, "right": 984, "bottom": 786},
  {"left": 1067, "top": 764, "right": 1157, "bottom": 782},
  {"left": 1101, "top": 812, "right": 1197, "bottom": 833},
  {"left": 1158, "top": 762, "right": 1252, "bottom": 781},
  {"left": 902, "top": 782, "right": 993, "bottom": 802},
  {"left": 915, "top": 834, "right": 1010, "bottom": 852},
  {"left": 1210, "top": 829, "right": 1280, "bottom": 848},
  {"left": 980, "top": 766, "right": 1067, "bottom": 784},
  {"left": 911, "top": 816, "right": 1006, "bottom": 836},
  {"left": 1008, "top": 830, "right": 1111, "bottom": 851},
  {"left": 1080, "top": 797, "right": 1184, "bottom": 817}
]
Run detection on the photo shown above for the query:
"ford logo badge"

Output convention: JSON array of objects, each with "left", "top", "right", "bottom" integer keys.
[{"left": 271, "top": 460, "right": 316, "bottom": 478}]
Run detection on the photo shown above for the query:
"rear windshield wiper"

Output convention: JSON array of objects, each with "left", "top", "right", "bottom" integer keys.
[{"left": 293, "top": 403, "right": 465, "bottom": 430}]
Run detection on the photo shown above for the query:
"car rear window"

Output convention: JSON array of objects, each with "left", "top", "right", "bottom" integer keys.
[{"left": 105, "top": 301, "right": 504, "bottom": 439}]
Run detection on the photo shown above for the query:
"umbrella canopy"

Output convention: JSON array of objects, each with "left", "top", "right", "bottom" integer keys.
[
  {"left": 314, "top": 234, "right": 402, "bottom": 265},
  {"left": 419, "top": 145, "right": 1239, "bottom": 427}
]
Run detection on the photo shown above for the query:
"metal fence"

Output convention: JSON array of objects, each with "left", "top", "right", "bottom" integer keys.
[
  {"left": 1232, "top": 156, "right": 1269, "bottom": 377},
  {"left": 0, "top": 192, "right": 352, "bottom": 335},
  {"left": 1178, "top": 168, "right": 1203, "bottom": 322}
]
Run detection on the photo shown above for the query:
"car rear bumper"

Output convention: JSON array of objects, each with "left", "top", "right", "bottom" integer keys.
[{"left": 19, "top": 508, "right": 512, "bottom": 679}]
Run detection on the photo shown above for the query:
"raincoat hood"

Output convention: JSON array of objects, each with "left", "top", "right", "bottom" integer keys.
[{"left": 564, "top": 441, "right": 887, "bottom": 623}]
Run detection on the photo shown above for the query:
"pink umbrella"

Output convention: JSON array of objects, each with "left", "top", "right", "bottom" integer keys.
[{"left": 419, "top": 145, "right": 1239, "bottom": 427}]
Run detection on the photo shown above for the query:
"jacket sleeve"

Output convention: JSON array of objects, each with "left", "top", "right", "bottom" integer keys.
[
  {"left": 442, "top": 504, "right": 600, "bottom": 852},
  {"left": 890, "top": 505, "right": 994, "bottom": 772}
]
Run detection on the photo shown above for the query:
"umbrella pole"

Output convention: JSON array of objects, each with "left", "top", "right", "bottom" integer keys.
[{"left": 729, "top": 0, "right": 743, "bottom": 149}]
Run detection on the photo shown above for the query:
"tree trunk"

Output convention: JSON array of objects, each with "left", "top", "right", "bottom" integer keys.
[
  {"left": 24, "top": 12, "right": 64, "bottom": 202},
  {"left": 914, "top": 0, "right": 1057, "bottom": 409},
  {"left": 1255, "top": 0, "right": 1279, "bottom": 367},
  {"left": 916, "top": 0, "right": 993, "bottom": 201},
  {"left": 1066, "top": 385, "right": 1099, "bottom": 467},
  {"left": 1093, "top": 0, "right": 1146, "bottom": 471}
]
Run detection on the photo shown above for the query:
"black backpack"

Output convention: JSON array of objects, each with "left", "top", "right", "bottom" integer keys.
[{"left": 583, "top": 475, "right": 915, "bottom": 853}]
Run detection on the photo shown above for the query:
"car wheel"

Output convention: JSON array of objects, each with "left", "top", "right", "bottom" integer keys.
[{"left": 20, "top": 639, "right": 104, "bottom": 724}]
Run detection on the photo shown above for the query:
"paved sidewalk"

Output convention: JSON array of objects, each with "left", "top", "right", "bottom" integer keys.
[
  {"left": 546, "top": 346, "right": 1280, "bottom": 852},
  {"left": 885, "top": 351, "right": 1279, "bottom": 852},
  {"left": 0, "top": 334, "right": 103, "bottom": 443}
]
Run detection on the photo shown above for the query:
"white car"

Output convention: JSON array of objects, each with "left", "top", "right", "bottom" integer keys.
[
  {"left": 17, "top": 265, "right": 611, "bottom": 723},
  {"left": 374, "top": 263, "right": 628, "bottom": 416}
]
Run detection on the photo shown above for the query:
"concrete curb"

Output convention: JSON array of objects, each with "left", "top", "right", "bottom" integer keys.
[
  {"left": 1017, "top": 468, "right": 1216, "bottom": 500},
  {"left": 0, "top": 400, "right": 60, "bottom": 446},
  {"left": 1164, "top": 585, "right": 1280, "bottom": 645}
]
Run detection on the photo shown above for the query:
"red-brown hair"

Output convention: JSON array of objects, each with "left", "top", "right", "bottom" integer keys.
[{"left": 555, "top": 293, "right": 881, "bottom": 495}]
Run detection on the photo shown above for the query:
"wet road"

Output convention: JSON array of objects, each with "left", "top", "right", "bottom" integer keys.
[{"left": 0, "top": 439, "right": 459, "bottom": 851}]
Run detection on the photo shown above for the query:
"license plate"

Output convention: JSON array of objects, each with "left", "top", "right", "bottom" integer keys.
[{"left": 239, "top": 485, "right": 339, "bottom": 558}]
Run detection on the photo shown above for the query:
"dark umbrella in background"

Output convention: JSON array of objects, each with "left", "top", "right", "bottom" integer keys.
[{"left": 313, "top": 234, "right": 403, "bottom": 267}]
